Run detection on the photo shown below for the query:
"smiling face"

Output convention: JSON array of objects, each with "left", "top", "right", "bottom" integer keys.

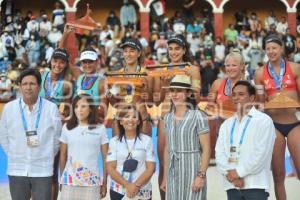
[
  {"left": 120, "top": 108, "right": 140, "bottom": 132},
  {"left": 51, "top": 57, "right": 67, "bottom": 75},
  {"left": 225, "top": 56, "right": 244, "bottom": 80},
  {"left": 74, "top": 98, "right": 91, "bottom": 123},
  {"left": 265, "top": 42, "right": 283, "bottom": 63},
  {"left": 81, "top": 59, "right": 98, "bottom": 74},
  {"left": 123, "top": 46, "right": 140, "bottom": 67},
  {"left": 168, "top": 43, "right": 185, "bottom": 63}
]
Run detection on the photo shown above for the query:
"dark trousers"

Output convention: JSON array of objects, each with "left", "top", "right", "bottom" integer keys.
[
  {"left": 110, "top": 189, "right": 124, "bottom": 200},
  {"left": 8, "top": 176, "right": 52, "bottom": 200},
  {"left": 227, "top": 189, "right": 269, "bottom": 200},
  {"left": 110, "top": 189, "right": 152, "bottom": 200}
]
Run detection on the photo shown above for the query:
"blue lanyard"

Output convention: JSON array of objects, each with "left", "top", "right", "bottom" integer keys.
[
  {"left": 81, "top": 75, "right": 97, "bottom": 90},
  {"left": 230, "top": 116, "right": 252, "bottom": 146},
  {"left": 46, "top": 72, "right": 63, "bottom": 98},
  {"left": 268, "top": 59, "right": 285, "bottom": 91},
  {"left": 19, "top": 97, "right": 43, "bottom": 132},
  {"left": 225, "top": 78, "right": 231, "bottom": 96}
]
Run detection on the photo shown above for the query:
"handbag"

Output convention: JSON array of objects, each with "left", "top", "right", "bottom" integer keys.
[{"left": 123, "top": 152, "right": 138, "bottom": 172}]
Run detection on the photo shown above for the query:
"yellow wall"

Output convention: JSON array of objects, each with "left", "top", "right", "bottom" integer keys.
[{"left": 223, "top": 0, "right": 286, "bottom": 30}]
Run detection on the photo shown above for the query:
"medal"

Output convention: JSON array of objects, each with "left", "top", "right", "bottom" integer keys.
[{"left": 124, "top": 95, "right": 133, "bottom": 103}]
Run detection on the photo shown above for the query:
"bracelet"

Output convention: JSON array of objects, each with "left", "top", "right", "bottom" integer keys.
[{"left": 197, "top": 171, "right": 206, "bottom": 178}]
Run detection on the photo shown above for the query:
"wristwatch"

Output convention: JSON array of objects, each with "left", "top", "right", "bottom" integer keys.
[{"left": 197, "top": 171, "right": 206, "bottom": 178}]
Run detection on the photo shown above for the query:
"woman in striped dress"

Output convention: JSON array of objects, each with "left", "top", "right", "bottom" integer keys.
[{"left": 160, "top": 75, "right": 210, "bottom": 200}]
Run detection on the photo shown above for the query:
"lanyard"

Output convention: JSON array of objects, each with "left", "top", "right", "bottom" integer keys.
[
  {"left": 230, "top": 116, "right": 252, "bottom": 146},
  {"left": 46, "top": 72, "right": 63, "bottom": 98},
  {"left": 81, "top": 75, "right": 97, "bottom": 90},
  {"left": 268, "top": 59, "right": 285, "bottom": 91},
  {"left": 124, "top": 136, "right": 137, "bottom": 158},
  {"left": 225, "top": 78, "right": 231, "bottom": 96},
  {"left": 19, "top": 97, "right": 43, "bottom": 132}
]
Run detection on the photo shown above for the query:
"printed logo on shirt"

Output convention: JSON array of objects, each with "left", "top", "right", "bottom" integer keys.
[{"left": 82, "top": 131, "right": 100, "bottom": 136}]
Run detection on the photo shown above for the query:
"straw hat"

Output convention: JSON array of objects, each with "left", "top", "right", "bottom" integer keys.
[{"left": 163, "top": 75, "right": 195, "bottom": 90}]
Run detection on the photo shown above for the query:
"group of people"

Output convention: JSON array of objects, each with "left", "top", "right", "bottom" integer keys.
[{"left": 0, "top": 28, "right": 299, "bottom": 200}]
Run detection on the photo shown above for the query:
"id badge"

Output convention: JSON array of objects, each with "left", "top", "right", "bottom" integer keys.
[
  {"left": 228, "top": 146, "right": 239, "bottom": 163},
  {"left": 26, "top": 131, "right": 39, "bottom": 147}
]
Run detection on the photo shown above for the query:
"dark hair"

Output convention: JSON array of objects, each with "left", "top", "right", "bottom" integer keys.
[
  {"left": 66, "top": 94, "right": 98, "bottom": 130},
  {"left": 232, "top": 80, "right": 256, "bottom": 96},
  {"left": 116, "top": 104, "right": 142, "bottom": 142},
  {"left": 51, "top": 48, "right": 71, "bottom": 79},
  {"left": 19, "top": 68, "right": 42, "bottom": 86},
  {"left": 167, "top": 34, "right": 194, "bottom": 62}
]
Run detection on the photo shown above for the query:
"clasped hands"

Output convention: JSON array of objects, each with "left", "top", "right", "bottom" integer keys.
[{"left": 226, "top": 169, "right": 244, "bottom": 188}]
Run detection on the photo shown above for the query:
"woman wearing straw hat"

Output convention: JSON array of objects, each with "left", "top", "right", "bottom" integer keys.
[
  {"left": 254, "top": 34, "right": 300, "bottom": 200},
  {"left": 155, "top": 34, "right": 201, "bottom": 200},
  {"left": 160, "top": 75, "right": 210, "bottom": 200}
]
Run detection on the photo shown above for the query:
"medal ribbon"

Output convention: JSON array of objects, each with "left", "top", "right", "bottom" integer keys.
[
  {"left": 81, "top": 75, "right": 97, "bottom": 90},
  {"left": 19, "top": 97, "right": 43, "bottom": 132},
  {"left": 268, "top": 59, "right": 285, "bottom": 91},
  {"left": 46, "top": 72, "right": 63, "bottom": 99}
]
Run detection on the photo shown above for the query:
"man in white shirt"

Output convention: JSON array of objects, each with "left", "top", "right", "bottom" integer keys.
[
  {"left": 216, "top": 80, "right": 276, "bottom": 200},
  {"left": 0, "top": 68, "right": 62, "bottom": 200}
]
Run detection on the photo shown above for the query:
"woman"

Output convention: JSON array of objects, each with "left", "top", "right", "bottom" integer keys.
[
  {"left": 207, "top": 49, "right": 246, "bottom": 159},
  {"left": 59, "top": 26, "right": 107, "bottom": 122},
  {"left": 160, "top": 75, "right": 210, "bottom": 200},
  {"left": 39, "top": 48, "right": 73, "bottom": 107},
  {"left": 155, "top": 34, "right": 201, "bottom": 200},
  {"left": 39, "top": 48, "right": 73, "bottom": 200},
  {"left": 107, "top": 38, "right": 153, "bottom": 136},
  {"left": 254, "top": 34, "right": 300, "bottom": 200},
  {"left": 107, "top": 104, "right": 155, "bottom": 200},
  {"left": 59, "top": 94, "right": 109, "bottom": 200}
]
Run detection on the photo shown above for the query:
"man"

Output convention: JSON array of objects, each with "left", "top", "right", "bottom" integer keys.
[
  {"left": 0, "top": 69, "right": 62, "bottom": 200},
  {"left": 215, "top": 80, "right": 276, "bottom": 200}
]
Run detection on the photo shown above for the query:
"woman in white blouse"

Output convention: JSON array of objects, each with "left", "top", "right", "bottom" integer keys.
[
  {"left": 59, "top": 94, "right": 109, "bottom": 200},
  {"left": 107, "top": 104, "right": 156, "bottom": 200}
]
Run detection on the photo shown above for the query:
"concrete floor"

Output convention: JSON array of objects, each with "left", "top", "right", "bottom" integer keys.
[{"left": 1, "top": 167, "right": 299, "bottom": 200}]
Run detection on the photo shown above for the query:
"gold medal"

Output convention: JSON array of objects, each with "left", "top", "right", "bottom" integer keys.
[{"left": 124, "top": 95, "right": 133, "bottom": 103}]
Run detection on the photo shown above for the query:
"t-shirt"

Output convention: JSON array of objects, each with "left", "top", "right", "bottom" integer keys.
[
  {"left": 107, "top": 134, "right": 155, "bottom": 197},
  {"left": 60, "top": 124, "right": 109, "bottom": 186}
]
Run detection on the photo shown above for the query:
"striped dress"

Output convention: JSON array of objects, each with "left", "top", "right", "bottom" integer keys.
[{"left": 164, "top": 109, "right": 210, "bottom": 200}]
